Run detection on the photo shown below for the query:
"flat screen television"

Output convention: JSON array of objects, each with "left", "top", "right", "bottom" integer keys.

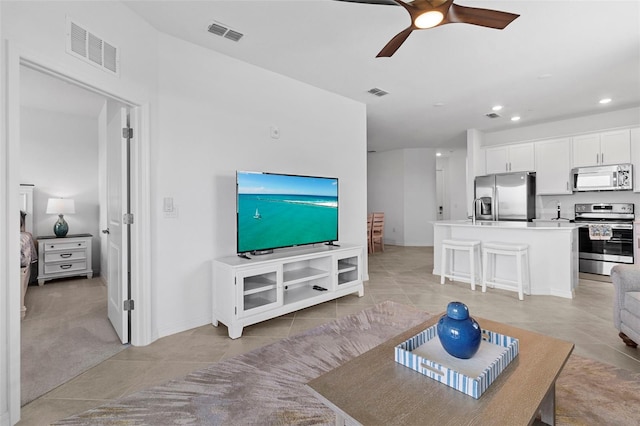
[{"left": 236, "top": 171, "right": 338, "bottom": 254}]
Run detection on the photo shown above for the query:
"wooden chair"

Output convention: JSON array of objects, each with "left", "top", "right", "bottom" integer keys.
[
  {"left": 367, "top": 213, "right": 373, "bottom": 254},
  {"left": 371, "top": 212, "right": 385, "bottom": 253}
]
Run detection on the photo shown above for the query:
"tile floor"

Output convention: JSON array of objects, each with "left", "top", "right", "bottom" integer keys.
[{"left": 18, "top": 245, "right": 640, "bottom": 425}]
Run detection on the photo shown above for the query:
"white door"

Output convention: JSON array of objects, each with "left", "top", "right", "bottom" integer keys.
[
  {"left": 436, "top": 169, "right": 444, "bottom": 220},
  {"left": 106, "top": 105, "right": 130, "bottom": 343}
]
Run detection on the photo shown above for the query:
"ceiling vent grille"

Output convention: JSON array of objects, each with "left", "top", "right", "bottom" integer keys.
[
  {"left": 66, "top": 17, "right": 119, "bottom": 76},
  {"left": 485, "top": 112, "right": 501, "bottom": 119},
  {"left": 208, "top": 21, "right": 244, "bottom": 42},
  {"left": 368, "top": 88, "right": 389, "bottom": 97}
]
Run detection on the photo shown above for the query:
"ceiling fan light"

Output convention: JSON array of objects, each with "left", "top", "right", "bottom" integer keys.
[{"left": 415, "top": 11, "right": 444, "bottom": 29}]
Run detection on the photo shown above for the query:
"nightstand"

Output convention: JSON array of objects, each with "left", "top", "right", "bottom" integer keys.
[{"left": 37, "top": 234, "right": 93, "bottom": 285}]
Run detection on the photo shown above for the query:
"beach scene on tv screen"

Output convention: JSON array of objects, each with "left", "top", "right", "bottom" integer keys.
[{"left": 237, "top": 172, "right": 338, "bottom": 253}]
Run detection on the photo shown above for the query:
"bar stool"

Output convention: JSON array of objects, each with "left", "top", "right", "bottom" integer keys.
[
  {"left": 482, "top": 242, "right": 529, "bottom": 301},
  {"left": 440, "top": 239, "right": 482, "bottom": 291}
]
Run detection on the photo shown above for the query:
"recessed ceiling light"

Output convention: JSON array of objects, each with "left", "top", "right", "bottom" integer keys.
[
  {"left": 433, "top": 102, "right": 445, "bottom": 107},
  {"left": 492, "top": 105, "right": 503, "bottom": 111},
  {"left": 511, "top": 116, "right": 521, "bottom": 122},
  {"left": 436, "top": 152, "right": 442, "bottom": 157},
  {"left": 599, "top": 98, "right": 612, "bottom": 104}
]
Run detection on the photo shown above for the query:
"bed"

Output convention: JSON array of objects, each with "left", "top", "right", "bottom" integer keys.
[{"left": 20, "top": 184, "right": 37, "bottom": 319}]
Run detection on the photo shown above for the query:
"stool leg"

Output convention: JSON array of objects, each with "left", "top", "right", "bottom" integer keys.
[
  {"left": 481, "top": 249, "right": 488, "bottom": 293},
  {"left": 469, "top": 247, "right": 476, "bottom": 291},
  {"left": 524, "top": 251, "right": 530, "bottom": 295},
  {"left": 516, "top": 251, "right": 524, "bottom": 301},
  {"left": 476, "top": 247, "right": 482, "bottom": 288},
  {"left": 440, "top": 247, "right": 447, "bottom": 285}
]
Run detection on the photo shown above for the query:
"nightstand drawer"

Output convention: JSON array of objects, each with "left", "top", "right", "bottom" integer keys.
[
  {"left": 43, "top": 260, "right": 88, "bottom": 274},
  {"left": 43, "top": 250, "right": 86, "bottom": 263},
  {"left": 43, "top": 240, "right": 88, "bottom": 251}
]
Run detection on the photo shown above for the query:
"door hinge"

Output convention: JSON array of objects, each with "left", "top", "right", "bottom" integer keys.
[
  {"left": 123, "top": 213, "right": 134, "bottom": 225},
  {"left": 124, "top": 299, "right": 135, "bottom": 311},
  {"left": 122, "top": 127, "right": 133, "bottom": 139}
]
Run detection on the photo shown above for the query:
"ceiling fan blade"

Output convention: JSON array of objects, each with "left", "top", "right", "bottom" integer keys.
[
  {"left": 377, "top": 27, "right": 414, "bottom": 57},
  {"left": 333, "top": 0, "right": 398, "bottom": 5},
  {"left": 446, "top": 3, "right": 519, "bottom": 29}
]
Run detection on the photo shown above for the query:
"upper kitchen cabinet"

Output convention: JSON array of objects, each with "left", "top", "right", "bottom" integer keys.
[
  {"left": 535, "top": 138, "right": 572, "bottom": 195},
  {"left": 572, "top": 129, "right": 631, "bottom": 167},
  {"left": 485, "top": 143, "right": 535, "bottom": 174},
  {"left": 631, "top": 127, "right": 640, "bottom": 193}
]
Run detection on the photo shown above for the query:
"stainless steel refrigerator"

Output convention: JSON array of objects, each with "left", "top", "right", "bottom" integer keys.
[{"left": 474, "top": 172, "right": 536, "bottom": 221}]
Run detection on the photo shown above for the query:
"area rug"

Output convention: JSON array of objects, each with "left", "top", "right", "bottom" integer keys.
[{"left": 54, "top": 301, "right": 640, "bottom": 425}]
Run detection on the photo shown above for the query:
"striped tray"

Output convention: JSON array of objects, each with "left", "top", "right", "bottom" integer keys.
[{"left": 395, "top": 325, "right": 519, "bottom": 399}]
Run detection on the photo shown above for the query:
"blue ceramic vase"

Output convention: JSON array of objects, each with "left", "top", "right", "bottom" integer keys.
[{"left": 437, "top": 301, "right": 482, "bottom": 359}]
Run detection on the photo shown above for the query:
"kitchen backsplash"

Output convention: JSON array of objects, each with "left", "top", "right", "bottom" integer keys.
[{"left": 538, "top": 191, "right": 638, "bottom": 220}]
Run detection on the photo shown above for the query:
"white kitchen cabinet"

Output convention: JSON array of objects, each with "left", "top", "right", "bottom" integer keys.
[
  {"left": 485, "top": 143, "right": 535, "bottom": 174},
  {"left": 213, "top": 244, "right": 364, "bottom": 338},
  {"left": 631, "top": 127, "right": 640, "bottom": 192},
  {"left": 572, "top": 129, "right": 631, "bottom": 167},
  {"left": 535, "top": 138, "right": 572, "bottom": 195}
]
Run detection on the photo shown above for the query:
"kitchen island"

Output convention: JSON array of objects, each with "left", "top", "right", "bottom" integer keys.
[{"left": 433, "top": 220, "right": 581, "bottom": 299}]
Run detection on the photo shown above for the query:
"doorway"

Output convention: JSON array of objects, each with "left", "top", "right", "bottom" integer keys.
[
  {"left": 3, "top": 43, "right": 151, "bottom": 424},
  {"left": 18, "top": 64, "right": 130, "bottom": 404},
  {"left": 436, "top": 157, "right": 450, "bottom": 221}
]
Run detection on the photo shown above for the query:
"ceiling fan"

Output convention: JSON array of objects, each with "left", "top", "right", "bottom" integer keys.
[{"left": 335, "top": 0, "right": 520, "bottom": 57}]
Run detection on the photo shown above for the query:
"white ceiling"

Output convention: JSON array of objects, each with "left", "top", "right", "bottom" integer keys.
[{"left": 23, "top": 1, "right": 640, "bottom": 153}]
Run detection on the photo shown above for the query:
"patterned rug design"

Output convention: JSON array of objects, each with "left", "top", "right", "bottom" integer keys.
[{"left": 55, "top": 301, "right": 640, "bottom": 425}]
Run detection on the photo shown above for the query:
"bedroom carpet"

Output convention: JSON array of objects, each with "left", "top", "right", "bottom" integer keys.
[
  {"left": 21, "top": 278, "right": 126, "bottom": 406},
  {"left": 53, "top": 301, "right": 640, "bottom": 425}
]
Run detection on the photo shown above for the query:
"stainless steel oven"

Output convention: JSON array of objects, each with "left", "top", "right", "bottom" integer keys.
[{"left": 575, "top": 203, "right": 635, "bottom": 276}]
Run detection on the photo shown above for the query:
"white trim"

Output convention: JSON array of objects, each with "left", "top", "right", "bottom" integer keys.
[
  {"left": 129, "top": 104, "right": 152, "bottom": 346},
  {"left": 2, "top": 41, "right": 153, "bottom": 424},
  {"left": 2, "top": 39, "right": 23, "bottom": 426}
]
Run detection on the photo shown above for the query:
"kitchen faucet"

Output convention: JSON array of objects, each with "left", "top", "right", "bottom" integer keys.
[{"left": 471, "top": 198, "right": 483, "bottom": 225}]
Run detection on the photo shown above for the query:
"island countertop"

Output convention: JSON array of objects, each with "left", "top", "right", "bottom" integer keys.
[{"left": 433, "top": 220, "right": 583, "bottom": 230}]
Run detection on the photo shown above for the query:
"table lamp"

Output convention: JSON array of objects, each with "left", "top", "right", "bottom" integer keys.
[{"left": 46, "top": 198, "right": 75, "bottom": 237}]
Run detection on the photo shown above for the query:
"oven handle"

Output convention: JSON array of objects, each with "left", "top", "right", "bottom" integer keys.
[{"left": 577, "top": 223, "right": 633, "bottom": 230}]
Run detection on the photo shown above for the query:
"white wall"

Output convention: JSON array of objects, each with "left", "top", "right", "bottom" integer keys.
[
  {"left": 368, "top": 150, "right": 404, "bottom": 245},
  {"left": 151, "top": 34, "right": 367, "bottom": 338},
  {"left": 2, "top": 1, "right": 367, "bottom": 348},
  {"left": 403, "top": 149, "right": 437, "bottom": 245},
  {"left": 20, "top": 106, "right": 101, "bottom": 274},
  {"left": 368, "top": 148, "right": 437, "bottom": 246}
]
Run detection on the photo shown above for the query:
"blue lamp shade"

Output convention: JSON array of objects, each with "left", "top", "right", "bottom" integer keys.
[{"left": 46, "top": 198, "right": 75, "bottom": 237}]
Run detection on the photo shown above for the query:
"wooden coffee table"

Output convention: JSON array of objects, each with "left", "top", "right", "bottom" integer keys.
[{"left": 307, "top": 314, "right": 573, "bottom": 426}]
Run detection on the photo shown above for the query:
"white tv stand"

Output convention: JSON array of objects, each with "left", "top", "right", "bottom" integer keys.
[{"left": 212, "top": 244, "right": 364, "bottom": 339}]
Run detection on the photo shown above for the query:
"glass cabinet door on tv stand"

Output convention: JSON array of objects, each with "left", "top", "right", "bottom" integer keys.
[{"left": 237, "top": 265, "right": 283, "bottom": 316}]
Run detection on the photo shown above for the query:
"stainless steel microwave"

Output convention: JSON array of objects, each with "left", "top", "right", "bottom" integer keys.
[{"left": 572, "top": 164, "right": 633, "bottom": 192}]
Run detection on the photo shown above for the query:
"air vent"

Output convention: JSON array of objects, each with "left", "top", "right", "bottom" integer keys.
[
  {"left": 368, "top": 88, "right": 389, "bottom": 97},
  {"left": 485, "top": 112, "right": 501, "bottom": 119},
  {"left": 208, "top": 21, "right": 244, "bottom": 42},
  {"left": 66, "top": 17, "right": 119, "bottom": 76}
]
